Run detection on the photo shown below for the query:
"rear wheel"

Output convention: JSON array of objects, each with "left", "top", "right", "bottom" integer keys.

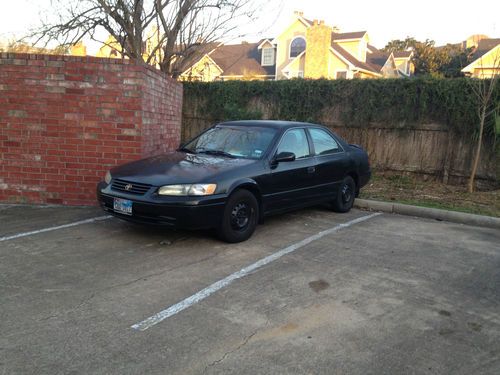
[
  {"left": 217, "top": 189, "right": 258, "bottom": 243},
  {"left": 331, "top": 176, "right": 356, "bottom": 213}
]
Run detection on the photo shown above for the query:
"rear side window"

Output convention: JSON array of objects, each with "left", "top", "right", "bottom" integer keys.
[
  {"left": 277, "top": 129, "right": 310, "bottom": 159},
  {"left": 309, "top": 128, "right": 340, "bottom": 155}
]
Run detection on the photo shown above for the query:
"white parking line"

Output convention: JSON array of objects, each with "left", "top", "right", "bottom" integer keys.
[
  {"left": 0, "top": 216, "right": 112, "bottom": 242},
  {"left": 131, "top": 212, "right": 382, "bottom": 331}
]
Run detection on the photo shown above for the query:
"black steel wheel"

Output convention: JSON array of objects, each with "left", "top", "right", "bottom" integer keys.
[
  {"left": 331, "top": 176, "right": 356, "bottom": 213},
  {"left": 217, "top": 189, "right": 258, "bottom": 243}
]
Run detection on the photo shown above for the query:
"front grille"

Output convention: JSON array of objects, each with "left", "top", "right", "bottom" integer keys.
[{"left": 111, "top": 179, "right": 152, "bottom": 195}]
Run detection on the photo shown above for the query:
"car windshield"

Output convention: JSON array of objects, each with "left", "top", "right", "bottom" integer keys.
[{"left": 183, "top": 126, "right": 277, "bottom": 159}]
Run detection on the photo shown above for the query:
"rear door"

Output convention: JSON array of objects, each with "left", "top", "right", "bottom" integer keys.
[
  {"left": 307, "top": 127, "right": 349, "bottom": 199},
  {"left": 265, "top": 128, "right": 317, "bottom": 212}
]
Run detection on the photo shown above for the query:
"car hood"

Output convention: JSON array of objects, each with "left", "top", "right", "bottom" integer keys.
[{"left": 110, "top": 151, "right": 257, "bottom": 186}]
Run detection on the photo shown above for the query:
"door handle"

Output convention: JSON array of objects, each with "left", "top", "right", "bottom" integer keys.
[{"left": 307, "top": 166, "right": 316, "bottom": 173}]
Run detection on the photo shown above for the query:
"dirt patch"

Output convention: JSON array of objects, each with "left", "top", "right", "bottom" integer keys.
[{"left": 360, "top": 172, "right": 500, "bottom": 217}]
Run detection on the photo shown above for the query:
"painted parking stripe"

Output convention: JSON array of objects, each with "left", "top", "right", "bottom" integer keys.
[
  {"left": 0, "top": 216, "right": 112, "bottom": 242},
  {"left": 131, "top": 212, "right": 382, "bottom": 331}
]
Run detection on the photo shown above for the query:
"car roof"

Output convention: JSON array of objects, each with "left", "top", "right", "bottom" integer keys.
[{"left": 218, "top": 120, "right": 324, "bottom": 130}]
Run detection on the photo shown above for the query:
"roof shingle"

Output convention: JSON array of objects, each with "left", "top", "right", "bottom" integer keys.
[
  {"left": 332, "top": 31, "right": 367, "bottom": 41},
  {"left": 472, "top": 38, "right": 500, "bottom": 60},
  {"left": 331, "top": 43, "right": 381, "bottom": 74},
  {"left": 209, "top": 42, "right": 275, "bottom": 76}
]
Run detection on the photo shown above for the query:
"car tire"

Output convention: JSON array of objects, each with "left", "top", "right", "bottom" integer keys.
[
  {"left": 217, "top": 189, "right": 259, "bottom": 243},
  {"left": 331, "top": 176, "right": 356, "bottom": 213}
]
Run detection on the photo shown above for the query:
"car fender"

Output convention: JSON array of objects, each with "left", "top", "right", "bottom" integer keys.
[{"left": 227, "top": 178, "right": 261, "bottom": 196}]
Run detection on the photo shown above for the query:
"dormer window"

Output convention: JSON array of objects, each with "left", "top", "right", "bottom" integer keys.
[
  {"left": 290, "top": 37, "right": 306, "bottom": 58},
  {"left": 262, "top": 47, "right": 275, "bottom": 66}
]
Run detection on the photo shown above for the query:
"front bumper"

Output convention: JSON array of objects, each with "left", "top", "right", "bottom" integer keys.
[{"left": 96, "top": 181, "right": 226, "bottom": 229}]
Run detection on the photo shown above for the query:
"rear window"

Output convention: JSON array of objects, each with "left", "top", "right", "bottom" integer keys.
[{"left": 309, "top": 128, "right": 341, "bottom": 155}]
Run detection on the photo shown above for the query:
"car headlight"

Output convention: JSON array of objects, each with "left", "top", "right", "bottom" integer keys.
[
  {"left": 158, "top": 184, "right": 217, "bottom": 196},
  {"left": 104, "top": 170, "right": 112, "bottom": 185}
]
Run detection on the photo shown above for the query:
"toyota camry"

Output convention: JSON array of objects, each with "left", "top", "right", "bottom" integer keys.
[{"left": 97, "top": 120, "right": 371, "bottom": 242}]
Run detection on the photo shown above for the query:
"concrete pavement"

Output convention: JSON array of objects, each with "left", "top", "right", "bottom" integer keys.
[{"left": 1, "top": 205, "right": 499, "bottom": 374}]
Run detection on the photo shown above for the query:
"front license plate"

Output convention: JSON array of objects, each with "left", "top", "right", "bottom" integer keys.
[{"left": 113, "top": 198, "right": 133, "bottom": 215}]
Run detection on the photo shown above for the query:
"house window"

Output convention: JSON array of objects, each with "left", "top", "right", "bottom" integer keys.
[
  {"left": 336, "top": 71, "right": 347, "bottom": 79},
  {"left": 290, "top": 37, "right": 306, "bottom": 58},
  {"left": 262, "top": 47, "right": 275, "bottom": 66}
]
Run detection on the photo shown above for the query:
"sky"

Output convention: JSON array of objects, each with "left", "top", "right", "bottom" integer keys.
[{"left": 0, "top": 0, "right": 499, "bottom": 50}]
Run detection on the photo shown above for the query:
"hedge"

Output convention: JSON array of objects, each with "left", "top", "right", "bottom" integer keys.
[{"left": 183, "top": 78, "right": 500, "bottom": 141}]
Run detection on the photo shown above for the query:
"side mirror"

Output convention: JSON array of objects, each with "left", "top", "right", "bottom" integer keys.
[{"left": 273, "top": 151, "right": 296, "bottom": 163}]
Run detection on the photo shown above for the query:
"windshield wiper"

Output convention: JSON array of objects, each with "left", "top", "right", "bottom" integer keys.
[
  {"left": 197, "top": 149, "right": 237, "bottom": 158},
  {"left": 177, "top": 146, "right": 196, "bottom": 154}
]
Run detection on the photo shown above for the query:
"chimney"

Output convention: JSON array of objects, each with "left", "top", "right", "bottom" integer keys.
[
  {"left": 294, "top": 10, "right": 304, "bottom": 17},
  {"left": 304, "top": 20, "right": 331, "bottom": 79}
]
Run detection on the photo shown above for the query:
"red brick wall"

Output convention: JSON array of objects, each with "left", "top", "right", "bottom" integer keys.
[{"left": 0, "top": 53, "right": 182, "bottom": 205}]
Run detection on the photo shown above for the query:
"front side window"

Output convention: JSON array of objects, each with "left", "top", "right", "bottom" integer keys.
[
  {"left": 309, "top": 128, "right": 340, "bottom": 155},
  {"left": 185, "top": 126, "right": 277, "bottom": 159},
  {"left": 290, "top": 37, "right": 306, "bottom": 58},
  {"left": 277, "top": 129, "right": 310, "bottom": 159}
]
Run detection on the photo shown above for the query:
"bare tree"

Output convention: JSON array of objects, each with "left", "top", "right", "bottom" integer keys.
[
  {"left": 27, "top": 0, "right": 264, "bottom": 77},
  {"left": 467, "top": 47, "right": 500, "bottom": 192}
]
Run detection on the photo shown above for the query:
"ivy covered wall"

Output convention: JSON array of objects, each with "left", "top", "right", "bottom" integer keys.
[{"left": 182, "top": 79, "right": 500, "bottom": 185}]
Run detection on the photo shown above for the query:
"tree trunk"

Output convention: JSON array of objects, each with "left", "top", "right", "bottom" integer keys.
[{"left": 468, "top": 106, "right": 486, "bottom": 192}]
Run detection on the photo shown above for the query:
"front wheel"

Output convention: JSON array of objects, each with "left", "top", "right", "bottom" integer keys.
[
  {"left": 331, "top": 176, "right": 356, "bottom": 213},
  {"left": 217, "top": 190, "right": 258, "bottom": 243}
]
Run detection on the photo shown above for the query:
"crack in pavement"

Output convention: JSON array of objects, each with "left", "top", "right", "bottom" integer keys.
[
  {"left": 205, "top": 329, "right": 259, "bottom": 371},
  {"left": 35, "top": 250, "right": 223, "bottom": 323}
]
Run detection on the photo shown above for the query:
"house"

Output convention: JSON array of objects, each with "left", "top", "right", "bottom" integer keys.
[
  {"left": 96, "top": 27, "right": 163, "bottom": 65},
  {"left": 180, "top": 11, "right": 414, "bottom": 81},
  {"left": 0, "top": 39, "right": 86, "bottom": 56},
  {"left": 179, "top": 42, "right": 275, "bottom": 81},
  {"left": 461, "top": 38, "right": 500, "bottom": 78}
]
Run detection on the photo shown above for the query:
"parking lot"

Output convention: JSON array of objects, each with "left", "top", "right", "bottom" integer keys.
[{"left": 1, "top": 204, "right": 499, "bottom": 374}]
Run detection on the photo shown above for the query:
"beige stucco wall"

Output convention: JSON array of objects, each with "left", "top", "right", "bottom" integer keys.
[
  {"left": 471, "top": 68, "right": 500, "bottom": 78},
  {"left": 283, "top": 54, "right": 306, "bottom": 77},
  {"left": 274, "top": 18, "right": 309, "bottom": 80},
  {"left": 336, "top": 34, "right": 369, "bottom": 62},
  {"left": 394, "top": 57, "right": 409, "bottom": 75},
  {"left": 468, "top": 46, "right": 500, "bottom": 78},
  {"left": 179, "top": 55, "right": 222, "bottom": 82},
  {"left": 328, "top": 53, "right": 350, "bottom": 79}
]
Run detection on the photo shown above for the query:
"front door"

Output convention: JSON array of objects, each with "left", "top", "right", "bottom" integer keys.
[{"left": 265, "top": 128, "right": 316, "bottom": 212}]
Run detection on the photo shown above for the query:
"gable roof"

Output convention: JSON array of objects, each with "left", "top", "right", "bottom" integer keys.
[
  {"left": 175, "top": 42, "right": 220, "bottom": 75},
  {"left": 209, "top": 42, "right": 275, "bottom": 76},
  {"left": 367, "top": 49, "right": 390, "bottom": 71},
  {"left": 257, "top": 39, "right": 275, "bottom": 49},
  {"left": 393, "top": 51, "right": 413, "bottom": 58},
  {"left": 471, "top": 38, "right": 500, "bottom": 60},
  {"left": 331, "top": 42, "right": 381, "bottom": 75},
  {"left": 301, "top": 17, "right": 314, "bottom": 26},
  {"left": 462, "top": 39, "right": 500, "bottom": 73},
  {"left": 332, "top": 31, "right": 367, "bottom": 41}
]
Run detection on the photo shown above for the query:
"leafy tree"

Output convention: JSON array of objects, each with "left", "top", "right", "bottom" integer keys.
[
  {"left": 383, "top": 37, "right": 472, "bottom": 77},
  {"left": 439, "top": 45, "right": 473, "bottom": 78},
  {"left": 382, "top": 37, "right": 416, "bottom": 53}
]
